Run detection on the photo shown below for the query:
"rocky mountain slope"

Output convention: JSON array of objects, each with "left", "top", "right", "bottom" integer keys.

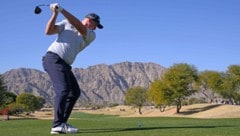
[{"left": 2, "top": 62, "right": 166, "bottom": 107}]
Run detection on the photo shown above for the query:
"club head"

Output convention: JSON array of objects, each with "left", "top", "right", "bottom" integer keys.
[{"left": 34, "top": 6, "right": 42, "bottom": 14}]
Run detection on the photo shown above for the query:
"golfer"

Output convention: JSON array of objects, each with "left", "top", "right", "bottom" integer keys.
[{"left": 42, "top": 3, "right": 103, "bottom": 134}]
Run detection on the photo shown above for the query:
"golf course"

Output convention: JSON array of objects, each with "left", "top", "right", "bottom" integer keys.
[{"left": 1, "top": 104, "right": 240, "bottom": 136}]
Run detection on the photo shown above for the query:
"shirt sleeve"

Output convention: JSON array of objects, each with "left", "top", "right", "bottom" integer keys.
[
  {"left": 56, "top": 20, "right": 67, "bottom": 33},
  {"left": 84, "top": 29, "right": 96, "bottom": 45}
]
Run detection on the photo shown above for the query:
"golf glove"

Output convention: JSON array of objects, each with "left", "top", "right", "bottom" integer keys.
[{"left": 50, "top": 3, "right": 63, "bottom": 12}]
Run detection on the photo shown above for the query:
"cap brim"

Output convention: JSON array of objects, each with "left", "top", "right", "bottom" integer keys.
[{"left": 97, "top": 24, "right": 103, "bottom": 29}]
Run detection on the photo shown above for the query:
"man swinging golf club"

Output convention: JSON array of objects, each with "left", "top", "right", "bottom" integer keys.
[{"left": 42, "top": 3, "right": 103, "bottom": 134}]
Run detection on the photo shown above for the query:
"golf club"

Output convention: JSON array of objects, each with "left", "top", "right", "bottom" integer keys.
[{"left": 34, "top": 4, "right": 50, "bottom": 14}]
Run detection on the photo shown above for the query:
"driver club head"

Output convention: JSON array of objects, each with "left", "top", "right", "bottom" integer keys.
[{"left": 34, "top": 6, "right": 42, "bottom": 14}]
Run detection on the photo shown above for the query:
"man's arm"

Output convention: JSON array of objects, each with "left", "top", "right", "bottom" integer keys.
[
  {"left": 45, "top": 10, "right": 59, "bottom": 35},
  {"left": 60, "top": 9, "right": 87, "bottom": 37}
]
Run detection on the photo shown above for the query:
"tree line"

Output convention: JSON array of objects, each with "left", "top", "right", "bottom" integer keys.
[
  {"left": 125, "top": 63, "right": 240, "bottom": 114},
  {"left": 0, "top": 75, "right": 45, "bottom": 117},
  {"left": 1, "top": 63, "right": 240, "bottom": 116}
]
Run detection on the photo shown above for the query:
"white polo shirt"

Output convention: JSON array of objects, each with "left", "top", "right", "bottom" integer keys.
[{"left": 47, "top": 19, "right": 96, "bottom": 65}]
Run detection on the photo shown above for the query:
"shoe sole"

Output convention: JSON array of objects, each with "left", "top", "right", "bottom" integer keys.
[
  {"left": 50, "top": 131, "right": 78, "bottom": 134},
  {"left": 50, "top": 131, "right": 66, "bottom": 134}
]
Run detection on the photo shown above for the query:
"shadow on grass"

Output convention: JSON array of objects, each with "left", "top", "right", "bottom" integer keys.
[
  {"left": 80, "top": 125, "right": 232, "bottom": 134},
  {"left": 178, "top": 104, "right": 222, "bottom": 115}
]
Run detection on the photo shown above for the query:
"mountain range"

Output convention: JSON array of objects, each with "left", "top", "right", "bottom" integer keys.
[{"left": 2, "top": 62, "right": 166, "bottom": 107}]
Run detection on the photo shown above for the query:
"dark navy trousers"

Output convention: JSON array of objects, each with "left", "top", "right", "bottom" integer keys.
[{"left": 42, "top": 52, "right": 81, "bottom": 127}]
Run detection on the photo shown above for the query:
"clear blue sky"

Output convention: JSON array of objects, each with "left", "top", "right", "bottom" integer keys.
[{"left": 0, "top": 0, "right": 239, "bottom": 73}]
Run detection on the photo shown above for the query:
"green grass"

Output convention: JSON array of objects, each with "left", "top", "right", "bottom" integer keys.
[{"left": 1, "top": 112, "right": 240, "bottom": 136}]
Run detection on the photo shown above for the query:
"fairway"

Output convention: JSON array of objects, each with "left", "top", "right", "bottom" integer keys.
[{"left": 1, "top": 112, "right": 240, "bottom": 136}]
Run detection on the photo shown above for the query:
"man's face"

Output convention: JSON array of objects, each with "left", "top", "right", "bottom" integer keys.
[{"left": 84, "top": 18, "right": 97, "bottom": 30}]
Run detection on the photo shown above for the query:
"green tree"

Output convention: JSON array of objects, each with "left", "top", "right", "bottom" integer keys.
[
  {"left": 125, "top": 86, "right": 147, "bottom": 114},
  {"left": 4, "top": 92, "right": 17, "bottom": 105},
  {"left": 35, "top": 96, "right": 46, "bottom": 110},
  {"left": 225, "top": 65, "right": 240, "bottom": 104},
  {"left": 163, "top": 63, "right": 198, "bottom": 113},
  {"left": 147, "top": 80, "right": 172, "bottom": 112},
  {"left": 0, "top": 75, "right": 6, "bottom": 108},
  {"left": 16, "top": 93, "right": 45, "bottom": 113},
  {"left": 197, "top": 70, "right": 224, "bottom": 103},
  {"left": 0, "top": 75, "right": 17, "bottom": 109},
  {"left": 219, "top": 72, "right": 240, "bottom": 104},
  {"left": 228, "top": 65, "right": 240, "bottom": 78},
  {"left": 7, "top": 103, "right": 25, "bottom": 115}
]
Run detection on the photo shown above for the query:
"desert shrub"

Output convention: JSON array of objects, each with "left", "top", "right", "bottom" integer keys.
[{"left": 7, "top": 103, "right": 25, "bottom": 115}]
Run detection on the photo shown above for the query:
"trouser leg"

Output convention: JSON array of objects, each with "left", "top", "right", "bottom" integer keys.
[
  {"left": 42, "top": 52, "right": 80, "bottom": 127},
  {"left": 63, "top": 71, "right": 81, "bottom": 123}
]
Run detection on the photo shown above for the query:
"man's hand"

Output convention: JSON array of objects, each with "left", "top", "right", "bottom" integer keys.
[{"left": 50, "top": 3, "right": 63, "bottom": 12}]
